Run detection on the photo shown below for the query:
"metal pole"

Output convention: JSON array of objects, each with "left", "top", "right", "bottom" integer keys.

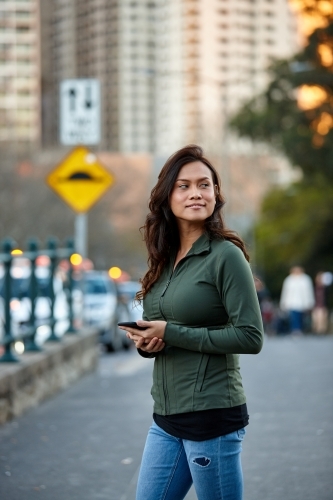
[
  {"left": 0, "top": 238, "right": 19, "bottom": 362},
  {"left": 46, "top": 237, "right": 60, "bottom": 342},
  {"left": 24, "top": 238, "right": 42, "bottom": 351},
  {"left": 75, "top": 213, "right": 87, "bottom": 258},
  {"left": 66, "top": 238, "right": 76, "bottom": 333}
]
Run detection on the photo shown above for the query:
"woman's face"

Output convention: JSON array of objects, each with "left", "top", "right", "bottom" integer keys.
[{"left": 169, "top": 161, "right": 216, "bottom": 225}]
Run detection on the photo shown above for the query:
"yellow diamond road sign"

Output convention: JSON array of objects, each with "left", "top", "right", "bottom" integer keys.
[{"left": 47, "top": 146, "right": 115, "bottom": 213}]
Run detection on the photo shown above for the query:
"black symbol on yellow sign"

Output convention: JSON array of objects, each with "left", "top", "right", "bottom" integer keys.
[{"left": 46, "top": 147, "right": 115, "bottom": 213}]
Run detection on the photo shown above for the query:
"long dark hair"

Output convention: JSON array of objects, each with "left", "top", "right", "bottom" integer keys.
[{"left": 138, "top": 145, "right": 249, "bottom": 299}]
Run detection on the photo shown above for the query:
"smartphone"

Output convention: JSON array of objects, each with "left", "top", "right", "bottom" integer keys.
[{"left": 117, "top": 321, "right": 147, "bottom": 331}]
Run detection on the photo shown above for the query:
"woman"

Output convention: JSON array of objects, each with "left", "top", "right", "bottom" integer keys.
[{"left": 119, "top": 145, "right": 264, "bottom": 500}]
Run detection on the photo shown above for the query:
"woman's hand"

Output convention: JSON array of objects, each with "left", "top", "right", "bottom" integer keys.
[
  {"left": 118, "top": 320, "right": 167, "bottom": 352},
  {"left": 135, "top": 336, "right": 165, "bottom": 353}
]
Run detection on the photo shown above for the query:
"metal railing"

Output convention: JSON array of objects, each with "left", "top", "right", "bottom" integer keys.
[{"left": 0, "top": 237, "right": 77, "bottom": 363}]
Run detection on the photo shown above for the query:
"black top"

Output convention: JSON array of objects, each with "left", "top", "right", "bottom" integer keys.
[{"left": 153, "top": 404, "right": 249, "bottom": 441}]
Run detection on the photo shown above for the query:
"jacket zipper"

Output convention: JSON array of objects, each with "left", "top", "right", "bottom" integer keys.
[
  {"left": 159, "top": 255, "right": 197, "bottom": 413},
  {"left": 159, "top": 267, "right": 174, "bottom": 319},
  {"left": 159, "top": 273, "right": 173, "bottom": 413},
  {"left": 161, "top": 278, "right": 171, "bottom": 297},
  {"left": 157, "top": 245, "right": 209, "bottom": 414}
]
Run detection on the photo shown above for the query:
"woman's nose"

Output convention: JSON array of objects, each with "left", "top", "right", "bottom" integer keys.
[{"left": 189, "top": 187, "right": 202, "bottom": 198}]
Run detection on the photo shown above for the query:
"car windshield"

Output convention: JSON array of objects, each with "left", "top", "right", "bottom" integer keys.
[{"left": 84, "top": 278, "right": 110, "bottom": 295}]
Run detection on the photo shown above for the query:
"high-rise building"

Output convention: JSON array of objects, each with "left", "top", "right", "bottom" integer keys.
[
  {"left": 41, "top": 0, "right": 299, "bottom": 155},
  {"left": 0, "top": 0, "right": 40, "bottom": 146},
  {"left": 158, "top": 0, "right": 300, "bottom": 156}
]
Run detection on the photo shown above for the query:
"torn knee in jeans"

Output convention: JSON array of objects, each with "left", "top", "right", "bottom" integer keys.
[{"left": 192, "top": 457, "right": 211, "bottom": 467}]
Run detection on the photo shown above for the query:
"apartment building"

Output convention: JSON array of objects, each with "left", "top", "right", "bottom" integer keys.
[
  {"left": 0, "top": 0, "right": 40, "bottom": 146},
  {"left": 173, "top": 0, "right": 300, "bottom": 156},
  {"left": 41, "top": 0, "right": 299, "bottom": 157}
]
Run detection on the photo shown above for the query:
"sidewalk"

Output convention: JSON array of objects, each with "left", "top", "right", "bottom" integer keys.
[{"left": 0, "top": 335, "right": 332, "bottom": 500}]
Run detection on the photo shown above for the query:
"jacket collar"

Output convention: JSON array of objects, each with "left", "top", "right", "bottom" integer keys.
[
  {"left": 169, "top": 233, "right": 211, "bottom": 272},
  {"left": 186, "top": 232, "right": 211, "bottom": 256}
]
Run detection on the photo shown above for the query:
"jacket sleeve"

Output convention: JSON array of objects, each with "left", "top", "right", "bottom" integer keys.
[{"left": 164, "top": 244, "right": 264, "bottom": 355}]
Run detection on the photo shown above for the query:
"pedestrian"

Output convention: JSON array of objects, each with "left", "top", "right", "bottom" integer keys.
[
  {"left": 279, "top": 266, "right": 315, "bottom": 334},
  {"left": 119, "top": 145, "right": 264, "bottom": 500},
  {"left": 312, "top": 272, "right": 329, "bottom": 334}
]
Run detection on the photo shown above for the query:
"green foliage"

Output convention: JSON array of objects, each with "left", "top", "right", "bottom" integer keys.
[
  {"left": 230, "top": 22, "right": 333, "bottom": 297},
  {"left": 255, "top": 179, "right": 333, "bottom": 298},
  {"left": 230, "top": 23, "right": 333, "bottom": 180}
]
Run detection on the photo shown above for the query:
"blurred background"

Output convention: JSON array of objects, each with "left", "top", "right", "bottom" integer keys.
[
  {"left": 0, "top": 3, "right": 332, "bottom": 499},
  {"left": 0, "top": 0, "right": 332, "bottom": 331}
]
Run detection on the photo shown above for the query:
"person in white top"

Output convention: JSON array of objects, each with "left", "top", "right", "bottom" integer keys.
[{"left": 280, "top": 266, "right": 315, "bottom": 333}]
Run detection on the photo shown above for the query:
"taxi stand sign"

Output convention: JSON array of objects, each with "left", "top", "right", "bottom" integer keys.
[
  {"left": 60, "top": 79, "right": 100, "bottom": 146},
  {"left": 46, "top": 146, "right": 115, "bottom": 213}
]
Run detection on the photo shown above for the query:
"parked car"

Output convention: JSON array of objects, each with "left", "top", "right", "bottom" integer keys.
[{"left": 80, "top": 271, "right": 132, "bottom": 352}]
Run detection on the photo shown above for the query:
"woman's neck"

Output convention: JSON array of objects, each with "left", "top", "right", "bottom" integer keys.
[{"left": 176, "top": 224, "right": 204, "bottom": 259}]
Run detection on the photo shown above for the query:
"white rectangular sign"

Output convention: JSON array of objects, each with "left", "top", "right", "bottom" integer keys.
[{"left": 60, "top": 79, "right": 101, "bottom": 145}]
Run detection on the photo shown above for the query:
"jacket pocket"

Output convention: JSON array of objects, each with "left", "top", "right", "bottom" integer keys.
[{"left": 194, "top": 354, "right": 210, "bottom": 392}]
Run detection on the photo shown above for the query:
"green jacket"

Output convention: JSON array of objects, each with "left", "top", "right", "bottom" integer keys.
[{"left": 141, "top": 233, "right": 264, "bottom": 416}]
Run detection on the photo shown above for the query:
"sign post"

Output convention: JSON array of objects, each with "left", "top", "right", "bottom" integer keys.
[
  {"left": 48, "top": 79, "right": 112, "bottom": 258},
  {"left": 75, "top": 214, "right": 88, "bottom": 259}
]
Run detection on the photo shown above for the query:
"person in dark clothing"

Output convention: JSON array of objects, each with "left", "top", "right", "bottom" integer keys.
[{"left": 119, "top": 145, "right": 264, "bottom": 500}]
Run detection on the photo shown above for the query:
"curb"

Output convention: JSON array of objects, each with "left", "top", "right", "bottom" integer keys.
[{"left": 0, "top": 328, "right": 99, "bottom": 424}]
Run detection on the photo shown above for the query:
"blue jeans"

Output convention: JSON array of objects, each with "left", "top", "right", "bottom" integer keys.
[
  {"left": 136, "top": 422, "right": 246, "bottom": 500},
  {"left": 290, "top": 310, "right": 304, "bottom": 332}
]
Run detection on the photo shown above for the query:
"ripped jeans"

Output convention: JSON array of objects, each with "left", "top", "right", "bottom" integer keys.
[{"left": 136, "top": 422, "right": 246, "bottom": 500}]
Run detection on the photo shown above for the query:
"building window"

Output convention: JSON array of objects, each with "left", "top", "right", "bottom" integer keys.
[{"left": 18, "top": 27, "right": 32, "bottom": 33}]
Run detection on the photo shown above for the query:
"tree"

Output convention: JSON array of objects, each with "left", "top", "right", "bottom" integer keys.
[
  {"left": 230, "top": 22, "right": 333, "bottom": 180},
  {"left": 254, "top": 179, "right": 333, "bottom": 297},
  {"left": 230, "top": 21, "right": 333, "bottom": 297},
  {"left": 289, "top": 0, "right": 333, "bottom": 36}
]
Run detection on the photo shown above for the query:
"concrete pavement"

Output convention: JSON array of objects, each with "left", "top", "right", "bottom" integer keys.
[
  {"left": 0, "top": 335, "right": 332, "bottom": 500},
  {"left": 241, "top": 335, "right": 333, "bottom": 500}
]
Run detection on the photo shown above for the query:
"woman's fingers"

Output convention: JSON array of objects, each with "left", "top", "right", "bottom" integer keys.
[
  {"left": 135, "top": 337, "right": 147, "bottom": 348},
  {"left": 126, "top": 332, "right": 142, "bottom": 342},
  {"left": 121, "top": 321, "right": 166, "bottom": 340},
  {"left": 139, "top": 337, "right": 165, "bottom": 352}
]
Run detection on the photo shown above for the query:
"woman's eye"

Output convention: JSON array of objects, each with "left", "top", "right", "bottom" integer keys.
[
  {"left": 178, "top": 184, "right": 188, "bottom": 189},
  {"left": 200, "top": 183, "right": 210, "bottom": 188}
]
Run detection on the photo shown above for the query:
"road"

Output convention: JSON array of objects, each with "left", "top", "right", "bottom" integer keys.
[{"left": 0, "top": 335, "right": 332, "bottom": 500}]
